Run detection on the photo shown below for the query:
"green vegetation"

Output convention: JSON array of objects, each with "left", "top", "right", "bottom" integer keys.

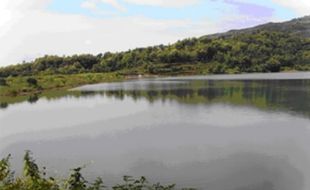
[
  {"left": 0, "top": 73, "right": 123, "bottom": 97},
  {"left": 0, "top": 30, "right": 309, "bottom": 98},
  {"left": 206, "top": 15, "right": 310, "bottom": 39},
  {"left": 26, "top": 78, "right": 38, "bottom": 86},
  {"left": 0, "top": 31, "right": 309, "bottom": 78},
  {"left": 0, "top": 151, "right": 185, "bottom": 190},
  {"left": 0, "top": 78, "right": 7, "bottom": 86}
]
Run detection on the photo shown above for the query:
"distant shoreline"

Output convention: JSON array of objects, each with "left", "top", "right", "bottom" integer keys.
[{"left": 1, "top": 71, "right": 309, "bottom": 109}]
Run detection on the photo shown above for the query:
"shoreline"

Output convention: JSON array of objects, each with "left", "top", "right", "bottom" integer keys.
[{"left": 1, "top": 71, "right": 309, "bottom": 106}]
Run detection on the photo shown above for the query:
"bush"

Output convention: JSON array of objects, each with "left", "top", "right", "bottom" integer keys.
[
  {"left": 209, "top": 62, "right": 227, "bottom": 74},
  {"left": 0, "top": 152, "right": 181, "bottom": 190},
  {"left": 0, "top": 78, "right": 7, "bottom": 86},
  {"left": 26, "top": 78, "right": 38, "bottom": 86}
]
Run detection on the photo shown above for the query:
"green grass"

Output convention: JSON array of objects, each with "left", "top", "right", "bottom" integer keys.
[
  {"left": 0, "top": 73, "right": 123, "bottom": 97},
  {"left": 0, "top": 64, "right": 215, "bottom": 104},
  {"left": 0, "top": 72, "right": 125, "bottom": 107}
]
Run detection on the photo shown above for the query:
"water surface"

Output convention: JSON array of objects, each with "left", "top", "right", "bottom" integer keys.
[{"left": 0, "top": 72, "right": 310, "bottom": 190}]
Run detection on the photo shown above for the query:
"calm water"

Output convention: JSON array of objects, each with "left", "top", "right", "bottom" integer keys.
[{"left": 1, "top": 72, "right": 310, "bottom": 190}]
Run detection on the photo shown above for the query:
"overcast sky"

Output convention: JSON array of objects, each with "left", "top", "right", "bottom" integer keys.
[{"left": 0, "top": 0, "right": 309, "bottom": 67}]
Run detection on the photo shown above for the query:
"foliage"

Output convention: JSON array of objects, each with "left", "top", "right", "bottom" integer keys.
[
  {"left": 0, "top": 78, "right": 7, "bottom": 86},
  {"left": 113, "top": 176, "right": 176, "bottom": 190},
  {"left": 0, "top": 152, "right": 184, "bottom": 190},
  {"left": 26, "top": 77, "right": 38, "bottom": 86},
  {"left": 0, "top": 73, "right": 123, "bottom": 97},
  {"left": 0, "top": 31, "right": 309, "bottom": 78},
  {"left": 0, "top": 31, "right": 309, "bottom": 99},
  {"left": 0, "top": 154, "right": 13, "bottom": 185}
]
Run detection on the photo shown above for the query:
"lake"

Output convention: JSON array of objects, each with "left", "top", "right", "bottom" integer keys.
[{"left": 0, "top": 72, "right": 310, "bottom": 190}]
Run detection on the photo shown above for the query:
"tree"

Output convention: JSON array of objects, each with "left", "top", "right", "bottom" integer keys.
[
  {"left": 266, "top": 56, "right": 281, "bottom": 72},
  {"left": 209, "top": 62, "right": 227, "bottom": 74},
  {"left": 0, "top": 31, "right": 308, "bottom": 76}
]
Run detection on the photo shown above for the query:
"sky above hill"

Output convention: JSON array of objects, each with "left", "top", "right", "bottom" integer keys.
[{"left": 0, "top": 0, "right": 309, "bottom": 66}]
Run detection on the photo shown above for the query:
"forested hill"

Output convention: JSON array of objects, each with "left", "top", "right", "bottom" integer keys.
[
  {"left": 205, "top": 15, "right": 310, "bottom": 39},
  {"left": 0, "top": 16, "right": 310, "bottom": 77}
]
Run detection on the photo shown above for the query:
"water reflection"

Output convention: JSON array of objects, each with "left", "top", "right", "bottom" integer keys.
[
  {"left": 0, "top": 102, "right": 8, "bottom": 109},
  {"left": 0, "top": 73, "right": 310, "bottom": 190},
  {"left": 27, "top": 94, "right": 39, "bottom": 104},
  {"left": 76, "top": 79, "right": 310, "bottom": 117},
  {"left": 1, "top": 77, "right": 310, "bottom": 117}
]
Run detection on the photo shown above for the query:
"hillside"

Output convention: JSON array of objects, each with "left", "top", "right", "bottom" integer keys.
[
  {"left": 204, "top": 15, "right": 310, "bottom": 39},
  {"left": 0, "top": 16, "right": 309, "bottom": 79}
]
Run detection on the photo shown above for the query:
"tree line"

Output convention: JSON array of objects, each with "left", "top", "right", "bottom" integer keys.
[{"left": 0, "top": 31, "right": 309, "bottom": 77}]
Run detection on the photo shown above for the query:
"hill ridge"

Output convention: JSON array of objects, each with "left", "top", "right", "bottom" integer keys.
[{"left": 203, "top": 15, "right": 310, "bottom": 39}]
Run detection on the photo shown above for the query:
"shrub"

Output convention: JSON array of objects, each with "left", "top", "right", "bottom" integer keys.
[
  {"left": 0, "top": 78, "right": 7, "bottom": 86},
  {"left": 26, "top": 78, "right": 38, "bottom": 86},
  {"left": 0, "top": 152, "right": 180, "bottom": 190}
]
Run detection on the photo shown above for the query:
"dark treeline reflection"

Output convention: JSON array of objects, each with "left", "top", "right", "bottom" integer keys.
[
  {"left": 78, "top": 79, "right": 310, "bottom": 117},
  {"left": 1, "top": 79, "right": 310, "bottom": 117}
]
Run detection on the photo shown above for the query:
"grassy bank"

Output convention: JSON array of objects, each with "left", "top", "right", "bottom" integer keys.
[
  {"left": 0, "top": 68, "right": 307, "bottom": 109},
  {"left": 0, "top": 63, "right": 215, "bottom": 103},
  {"left": 0, "top": 72, "right": 124, "bottom": 97}
]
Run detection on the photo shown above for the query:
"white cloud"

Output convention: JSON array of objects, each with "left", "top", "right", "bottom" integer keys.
[
  {"left": 272, "top": 0, "right": 310, "bottom": 16},
  {"left": 0, "top": 0, "right": 51, "bottom": 10},
  {"left": 81, "top": 0, "right": 98, "bottom": 11},
  {"left": 81, "top": 0, "right": 126, "bottom": 13},
  {"left": 0, "top": 0, "right": 217, "bottom": 67},
  {"left": 123, "top": 0, "right": 200, "bottom": 8},
  {"left": 0, "top": 0, "right": 50, "bottom": 37},
  {"left": 82, "top": 0, "right": 200, "bottom": 11},
  {"left": 101, "top": 0, "right": 126, "bottom": 12}
]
